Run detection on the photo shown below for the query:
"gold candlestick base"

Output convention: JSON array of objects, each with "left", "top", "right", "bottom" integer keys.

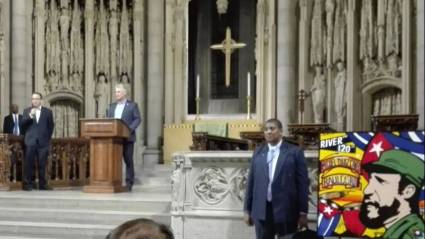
[
  {"left": 246, "top": 96, "right": 251, "bottom": 119},
  {"left": 195, "top": 97, "right": 201, "bottom": 120}
]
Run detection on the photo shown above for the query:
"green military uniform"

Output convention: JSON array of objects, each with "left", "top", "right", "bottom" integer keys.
[
  {"left": 366, "top": 150, "right": 425, "bottom": 239},
  {"left": 382, "top": 214, "right": 424, "bottom": 239}
]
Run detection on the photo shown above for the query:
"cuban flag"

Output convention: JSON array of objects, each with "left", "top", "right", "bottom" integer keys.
[
  {"left": 384, "top": 131, "right": 424, "bottom": 160},
  {"left": 346, "top": 132, "right": 375, "bottom": 151},
  {"left": 318, "top": 198, "right": 341, "bottom": 236}
]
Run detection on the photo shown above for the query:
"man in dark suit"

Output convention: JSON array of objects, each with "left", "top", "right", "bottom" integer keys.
[
  {"left": 20, "top": 92, "right": 54, "bottom": 191},
  {"left": 3, "top": 104, "right": 23, "bottom": 135},
  {"left": 107, "top": 84, "right": 141, "bottom": 192},
  {"left": 244, "top": 118, "right": 309, "bottom": 239}
]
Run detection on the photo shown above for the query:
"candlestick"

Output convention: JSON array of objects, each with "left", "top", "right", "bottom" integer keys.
[
  {"left": 196, "top": 75, "right": 200, "bottom": 98},
  {"left": 247, "top": 72, "right": 251, "bottom": 97},
  {"left": 246, "top": 96, "right": 251, "bottom": 120},
  {"left": 195, "top": 97, "right": 200, "bottom": 120}
]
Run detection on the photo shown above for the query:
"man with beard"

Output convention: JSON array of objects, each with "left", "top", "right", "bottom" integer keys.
[{"left": 360, "top": 150, "right": 424, "bottom": 239}]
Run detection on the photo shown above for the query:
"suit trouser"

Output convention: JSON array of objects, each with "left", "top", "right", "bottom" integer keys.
[
  {"left": 123, "top": 141, "right": 135, "bottom": 186},
  {"left": 254, "top": 202, "right": 297, "bottom": 239},
  {"left": 24, "top": 144, "right": 49, "bottom": 188}
]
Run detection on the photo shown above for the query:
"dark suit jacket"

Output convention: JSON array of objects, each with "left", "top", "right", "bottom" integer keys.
[
  {"left": 244, "top": 141, "right": 309, "bottom": 223},
  {"left": 107, "top": 100, "right": 141, "bottom": 142},
  {"left": 20, "top": 107, "right": 54, "bottom": 147},
  {"left": 3, "top": 114, "right": 23, "bottom": 135}
]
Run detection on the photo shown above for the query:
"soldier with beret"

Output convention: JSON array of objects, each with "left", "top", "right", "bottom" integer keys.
[{"left": 359, "top": 149, "right": 424, "bottom": 239}]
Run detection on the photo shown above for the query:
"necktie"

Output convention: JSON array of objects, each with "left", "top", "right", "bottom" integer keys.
[
  {"left": 13, "top": 115, "right": 19, "bottom": 135},
  {"left": 267, "top": 148, "right": 276, "bottom": 201}
]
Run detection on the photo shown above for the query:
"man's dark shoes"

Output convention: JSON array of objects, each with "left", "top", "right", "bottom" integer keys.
[
  {"left": 22, "top": 186, "right": 32, "bottom": 191},
  {"left": 39, "top": 185, "right": 52, "bottom": 190},
  {"left": 126, "top": 184, "right": 133, "bottom": 192}
]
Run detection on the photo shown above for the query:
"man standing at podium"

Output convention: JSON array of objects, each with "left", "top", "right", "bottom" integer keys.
[
  {"left": 107, "top": 84, "right": 141, "bottom": 192},
  {"left": 20, "top": 92, "right": 54, "bottom": 191}
]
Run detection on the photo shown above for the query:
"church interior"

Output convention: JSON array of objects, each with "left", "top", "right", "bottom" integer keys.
[{"left": 0, "top": 0, "right": 423, "bottom": 238}]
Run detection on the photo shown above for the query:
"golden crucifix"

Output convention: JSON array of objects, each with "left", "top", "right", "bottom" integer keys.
[{"left": 210, "top": 27, "right": 246, "bottom": 87}]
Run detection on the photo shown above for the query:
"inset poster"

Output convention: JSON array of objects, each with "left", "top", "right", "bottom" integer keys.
[{"left": 318, "top": 131, "right": 424, "bottom": 238}]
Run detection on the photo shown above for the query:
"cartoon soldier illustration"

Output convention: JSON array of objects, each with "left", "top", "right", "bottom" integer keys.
[{"left": 359, "top": 149, "right": 425, "bottom": 239}]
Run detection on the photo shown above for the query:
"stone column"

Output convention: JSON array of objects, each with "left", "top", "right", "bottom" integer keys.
[
  {"left": 276, "top": 1, "right": 298, "bottom": 135},
  {"left": 346, "top": 0, "right": 360, "bottom": 131},
  {"left": 417, "top": 0, "right": 424, "bottom": 129},
  {"left": 297, "top": 0, "right": 311, "bottom": 123},
  {"left": 0, "top": 0, "right": 10, "bottom": 119},
  {"left": 84, "top": 0, "right": 95, "bottom": 118},
  {"left": 144, "top": 0, "right": 164, "bottom": 165},
  {"left": 401, "top": 0, "right": 412, "bottom": 114},
  {"left": 10, "top": 0, "right": 32, "bottom": 108},
  {"left": 132, "top": 0, "right": 145, "bottom": 180},
  {"left": 33, "top": 0, "right": 45, "bottom": 95}
]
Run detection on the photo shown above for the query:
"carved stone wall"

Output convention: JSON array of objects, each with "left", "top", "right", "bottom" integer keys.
[
  {"left": 33, "top": 0, "right": 141, "bottom": 137},
  {"left": 301, "top": 0, "right": 416, "bottom": 131}
]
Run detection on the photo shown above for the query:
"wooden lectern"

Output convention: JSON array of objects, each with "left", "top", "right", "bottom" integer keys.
[{"left": 80, "top": 118, "right": 130, "bottom": 193}]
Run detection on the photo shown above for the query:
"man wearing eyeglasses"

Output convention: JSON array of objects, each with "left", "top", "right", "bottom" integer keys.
[{"left": 20, "top": 92, "right": 54, "bottom": 191}]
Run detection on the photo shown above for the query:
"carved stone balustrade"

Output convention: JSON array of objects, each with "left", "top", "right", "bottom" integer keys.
[
  {"left": 171, "top": 150, "right": 319, "bottom": 239},
  {"left": 0, "top": 134, "right": 89, "bottom": 190}
]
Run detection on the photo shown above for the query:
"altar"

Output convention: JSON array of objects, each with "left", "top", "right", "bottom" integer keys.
[{"left": 170, "top": 150, "right": 319, "bottom": 239}]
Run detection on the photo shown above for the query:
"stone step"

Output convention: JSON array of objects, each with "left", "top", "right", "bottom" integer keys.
[
  {"left": 0, "top": 191, "right": 171, "bottom": 213},
  {"left": 132, "top": 184, "right": 171, "bottom": 193},
  {"left": 0, "top": 207, "right": 171, "bottom": 226},
  {"left": 141, "top": 165, "right": 173, "bottom": 178},
  {"left": 0, "top": 221, "right": 113, "bottom": 239},
  {"left": 140, "top": 175, "right": 171, "bottom": 186}
]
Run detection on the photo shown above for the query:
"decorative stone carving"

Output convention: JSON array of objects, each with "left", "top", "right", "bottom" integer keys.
[
  {"left": 95, "top": 0, "right": 110, "bottom": 78},
  {"left": 332, "top": 0, "right": 346, "bottom": 64},
  {"left": 311, "top": 66, "right": 326, "bottom": 123},
  {"left": 59, "top": 0, "right": 71, "bottom": 88},
  {"left": 109, "top": 0, "right": 119, "bottom": 86},
  {"left": 94, "top": 74, "right": 110, "bottom": 118},
  {"left": 194, "top": 167, "right": 229, "bottom": 205},
  {"left": 70, "top": 0, "right": 84, "bottom": 93},
  {"left": 325, "top": 0, "right": 335, "bottom": 67},
  {"left": 51, "top": 101, "right": 80, "bottom": 138},
  {"left": 372, "top": 87, "right": 402, "bottom": 116},
  {"left": 229, "top": 168, "right": 248, "bottom": 202},
  {"left": 171, "top": 158, "right": 183, "bottom": 212},
  {"left": 216, "top": 0, "right": 228, "bottom": 15},
  {"left": 359, "top": 0, "right": 375, "bottom": 71},
  {"left": 385, "top": 0, "right": 402, "bottom": 58},
  {"left": 119, "top": 0, "right": 133, "bottom": 89},
  {"left": 334, "top": 61, "right": 346, "bottom": 130},
  {"left": 45, "top": 0, "right": 61, "bottom": 92},
  {"left": 310, "top": 0, "right": 325, "bottom": 67}
]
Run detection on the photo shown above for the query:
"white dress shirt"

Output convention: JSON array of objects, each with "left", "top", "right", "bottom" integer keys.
[
  {"left": 268, "top": 139, "right": 282, "bottom": 181},
  {"left": 13, "top": 113, "right": 20, "bottom": 135},
  {"left": 114, "top": 100, "right": 127, "bottom": 119}
]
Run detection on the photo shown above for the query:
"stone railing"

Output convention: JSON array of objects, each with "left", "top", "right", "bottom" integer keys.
[
  {"left": 0, "top": 134, "right": 89, "bottom": 190},
  {"left": 171, "top": 150, "right": 319, "bottom": 239}
]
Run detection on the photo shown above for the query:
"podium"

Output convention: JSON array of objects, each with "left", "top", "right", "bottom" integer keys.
[{"left": 80, "top": 118, "right": 130, "bottom": 193}]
